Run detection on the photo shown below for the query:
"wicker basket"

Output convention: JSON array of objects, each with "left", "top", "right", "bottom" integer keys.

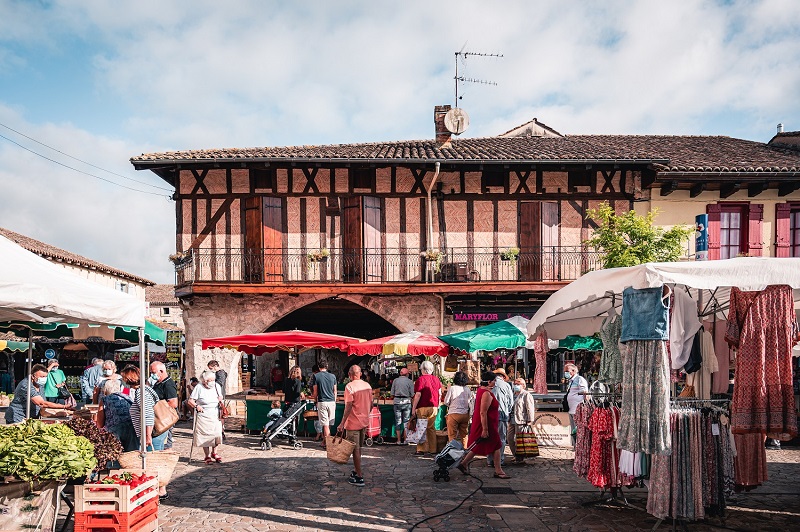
[
  {"left": 117, "top": 451, "right": 179, "bottom": 488},
  {"left": 325, "top": 435, "right": 355, "bottom": 464}
]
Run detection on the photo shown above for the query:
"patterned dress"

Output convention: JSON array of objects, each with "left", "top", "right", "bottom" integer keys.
[
  {"left": 587, "top": 407, "right": 616, "bottom": 488},
  {"left": 598, "top": 315, "right": 623, "bottom": 384},
  {"left": 617, "top": 340, "right": 671, "bottom": 455},
  {"left": 532, "top": 332, "right": 549, "bottom": 394},
  {"left": 726, "top": 285, "right": 798, "bottom": 439},
  {"left": 572, "top": 402, "right": 593, "bottom": 479}
]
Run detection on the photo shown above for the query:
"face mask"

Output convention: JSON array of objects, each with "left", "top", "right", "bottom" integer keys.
[
  {"left": 203, "top": 381, "right": 213, "bottom": 388},
  {"left": 564, "top": 372, "right": 571, "bottom": 379},
  {"left": 36, "top": 376, "right": 48, "bottom": 386},
  {"left": 148, "top": 374, "right": 158, "bottom": 385},
  {"left": 512, "top": 385, "right": 521, "bottom": 392},
  {"left": 103, "top": 369, "right": 113, "bottom": 376}
]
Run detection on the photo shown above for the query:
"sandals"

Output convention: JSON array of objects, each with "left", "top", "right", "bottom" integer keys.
[
  {"left": 493, "top": 472, "right": 512, "bottom": 479},
  {"left": 211, "top": 453, "right": 222, "bottom": 463},
  {"left": 204, "top": 457, "right": 214, "bottom": 464}
]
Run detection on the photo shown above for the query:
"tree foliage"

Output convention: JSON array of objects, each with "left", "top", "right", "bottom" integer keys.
[{"left": 585, "top": 202, "right": 693, "bottom": 268}]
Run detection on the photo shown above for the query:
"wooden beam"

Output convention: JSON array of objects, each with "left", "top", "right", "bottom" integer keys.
[
  {"left": 778, "top": 181, "right": 800, "bottom": 197},
  {"left": 689, "top": 183, "right": 705, "bottom": 198},
  {"left": 641, "top": 169, "right": 657, "bottom": 189},
  {"left": 720, "top": 183, "right": 739, "bottom": 199},
  {"left": 659, "top": 180, "right": 678, "bottom": 196},
  {"left": 189, "top": 198, "right": 234, "bottom": 249},
  {"left": 747, "top": 182, "right": 768, "bottom": 197}
]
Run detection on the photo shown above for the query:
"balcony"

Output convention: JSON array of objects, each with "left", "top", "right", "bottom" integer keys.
[{"left": 175, "top": 247, "right": 603, "bottom": 286}]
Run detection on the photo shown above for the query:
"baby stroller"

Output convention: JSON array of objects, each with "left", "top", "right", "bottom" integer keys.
[
  {"left": 433, "top": 440, "right": 478, "bottom": 482},
  {"left": 260, "top": 400, "right": 311, "bottom": 451},
  {"left": 364, "top": 406, "right": 384, "bottom": 447}
]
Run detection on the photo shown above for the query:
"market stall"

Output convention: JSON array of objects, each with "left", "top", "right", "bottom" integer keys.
[{"left": 526, "top": 257, "right": 800, "bottom": 524}]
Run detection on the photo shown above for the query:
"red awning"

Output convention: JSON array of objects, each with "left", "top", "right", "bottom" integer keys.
[{"left": 201, "top": 329, "right": 364, "bottom": 355}]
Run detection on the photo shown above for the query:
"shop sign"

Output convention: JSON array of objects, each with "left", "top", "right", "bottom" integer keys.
[
  {"left": 695, "top": 214, "right": 708, "bottom": 261},
  {"left": 453, "top": 310, "right": 536, "bottom": 322},
  {"left": 532, "top": 411, "right": 573, "bottom": 447}
]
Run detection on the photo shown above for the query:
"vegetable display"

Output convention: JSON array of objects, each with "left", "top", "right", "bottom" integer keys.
[
  {"left": 65, "top": 417, "right": 123, "bottom": 468},
  {"left": 0, "top": 420, "right": 97, "bottom": 481}
]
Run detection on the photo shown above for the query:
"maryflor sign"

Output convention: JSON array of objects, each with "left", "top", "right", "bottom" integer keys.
[{"left": 452, "top": 311, "right": 536, "bottom": 322}]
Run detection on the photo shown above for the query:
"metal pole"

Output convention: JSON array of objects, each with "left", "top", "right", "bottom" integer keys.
[
  {"left": 25, "top": 327, "right": 33, "bottom": 419},
  {"left": 139, "top": 327, "right": 147, "bottom": 470}
]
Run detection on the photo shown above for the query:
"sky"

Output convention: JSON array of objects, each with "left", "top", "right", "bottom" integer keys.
[{"left": 0, "top": 0, "right": 798, "bottom": 284}]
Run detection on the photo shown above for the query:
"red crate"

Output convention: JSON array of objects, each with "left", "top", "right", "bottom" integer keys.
[{"left": 74, "top": 496, "right": 158, "bottom": 532}]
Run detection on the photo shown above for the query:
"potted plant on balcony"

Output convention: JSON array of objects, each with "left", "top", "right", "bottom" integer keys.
[
  {"left": 168, "top": 249, "right": 192, "bottom": 266},
  {"left": 500, "top": 247, "right": 520, "bottom": 262},
  {"left": 420, "top": 249, "right": 443, "bottom": 273},
  {"left": 307, "top": 248, "right": 330, "bottom": 264}
]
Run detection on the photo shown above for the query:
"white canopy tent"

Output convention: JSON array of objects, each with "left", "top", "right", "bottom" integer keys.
[
  {"left": 0, "top": 234, "right": 149, "bottom": 467},
  {"left": 527, "top": 257, "right": 800, "bottom": 341}
]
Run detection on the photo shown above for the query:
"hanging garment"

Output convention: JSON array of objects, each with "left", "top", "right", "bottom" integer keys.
[
  {"left": 572, "top": 402, "right": 593, "bottom": 479},
  {"left": 670, "top": 289, "right": 703, "bottom": 369},
  {"left": 686, "top": 329, "right": 719, "bottom": 400},
  {"left": 618, "top": 340, "right": 671, "bottom": 455},
  {"left": 706, "top": 319, "right": 732, "bottom": 394},
  {"left": 532, "top": 332, "right": 549, "bottom": 394},
  {"left": 621, "top": 286, "right": 670, "bottom": 343},
  {"left": 733, "top": 432, "right": 768, "bottom": 490},
  {"left": 726, "top": 285, "right": 799, "bottom": 439},
  {"left": 587, "top": 407, "right": 619, "bottom": 488},
  {"left": 598, "top": 315, "right": 623, "bottom": 384},
  {"left": 683, "top": 327, "right": 704, "bottom": 374}
]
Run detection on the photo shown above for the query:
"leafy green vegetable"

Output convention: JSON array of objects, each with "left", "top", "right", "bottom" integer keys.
[{"left": 0, "top": 419, "right": 97, "bottom": 481}]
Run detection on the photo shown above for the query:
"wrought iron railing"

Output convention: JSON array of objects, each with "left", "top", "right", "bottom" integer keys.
[{"left": 175, "top": 247, "right": 603, "bottom": 285}]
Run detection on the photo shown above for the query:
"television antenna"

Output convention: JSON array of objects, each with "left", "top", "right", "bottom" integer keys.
[{"left": 454, "top": 45, "right": 503, "bottom": 107}]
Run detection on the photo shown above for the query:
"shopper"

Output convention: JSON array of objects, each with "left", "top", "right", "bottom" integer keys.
[
  {"left": 149, "top": 361, "right": 179, "bottom": 449},
  {"left": 283, "top": 365, "right": 304, "bottom": 405},
  {"left": 43, "top": 359, "right": 67, "bottom": 404},
  {"left": 207, "top": 360, "right": 227, "bottom": 397},
  {"left": 311, "top": 360, "right": 337, "bottom": 449},
  {"left": 509, "top": 378, "right": 536, "bottom": 464},
  {"left": 187, "top": 370, "right": 224, "bottom": 465},
  {"left": 96, "top": 378, "right": 137, "bottom": 452},
  {"left": 92, "top": 360, "right": 122, "bottom": 403},
  {"left": 390, "top": 368, "right": 414, "bottom": 444},
  {"left": 339, "top": 365, "right": 372, "bottom": 487},
  {"left": 565, "top": 363, "right": 589, "bottom": 445},
  {"left": 458, "top": 371, "right": 510, "bottom": 479},
  {"left": 443, "top": 371, "right": 473, "bottom": 448},
  {"left": 411, "top": 360, "right": 441, "bottom": 455},
  {"left": 5, "top": 364, "right": 71, "bottom": 423},
  {"left": 271, "top": 361, "right": 285, "bottom": 394},
  {"left": 488, "top": 368, "right": 513, "bottom": 467},
  {"left": 80, "top": 358, "right": 104, "bottom": 403}
]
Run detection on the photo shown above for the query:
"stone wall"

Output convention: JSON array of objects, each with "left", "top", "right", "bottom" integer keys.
[{"left": 181, "top": 293, "right": 472, "bottom": 393}]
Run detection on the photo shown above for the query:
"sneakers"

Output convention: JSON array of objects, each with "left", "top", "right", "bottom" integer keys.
[{"left": 348, "top": 474, "right": 365, "bottom": 487}]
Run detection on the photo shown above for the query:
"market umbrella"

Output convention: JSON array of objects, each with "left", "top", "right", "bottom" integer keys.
[
  {"left": 347, "top": 331, "right": 449, "bottom": 357},
  {"left": 557, "top": 335, "right": 603, "bottom": 351},
  {"left": 0, "top": 339, "right": 29, "bottom": 352},
  {"left": 526, "top": 257, "right": 800, "bottom": 341},
  {"left": 201, "top": 329, "right": 364, "bottom": 355},
  {"left": 439, "top": 316, "right": 535, "bottom": 355},
  {"left": 0, "top": 320, "right": 166, "bottom": 346}
]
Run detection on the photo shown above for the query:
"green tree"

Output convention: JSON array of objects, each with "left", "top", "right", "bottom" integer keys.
[{"left": 585, "top": 202, "right": 692, "bottom": 268}]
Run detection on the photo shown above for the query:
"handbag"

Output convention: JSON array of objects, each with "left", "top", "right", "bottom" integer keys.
[
  {"left": 58, "top": 386, "right": 72, "bottom": 400},
  {"left": 218, "top": 401, "right": 230, "bottom": 419},
  {"left": 515, "top": 425, "right": 540, "bottom": 458},
  {"left": 326, "top": 432, "right": 356, "bottom": 464},
  {"left": 561, "top": 380, "right": 573, "bottom": 412},
  {"left": 405, "top": 417, "right": 428, "bottom": 445},
  {"left": 153, "top": 399, "right": 180, "bottom": 437}
]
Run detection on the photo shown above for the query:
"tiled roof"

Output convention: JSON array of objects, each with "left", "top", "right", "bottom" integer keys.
[
  {"left": 131, "top": 135, "right": 800, "bottom": 174},
  {"left": 146, "top": 284, "right": 178, "bottom": 305},
  {"left": 0, "top": 227, "right": 154, "bottom": 286}
]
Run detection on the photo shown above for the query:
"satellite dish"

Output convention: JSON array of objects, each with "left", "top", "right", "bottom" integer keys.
[{"left": 444, "top": 108, "right": 470, "bottom": 135}]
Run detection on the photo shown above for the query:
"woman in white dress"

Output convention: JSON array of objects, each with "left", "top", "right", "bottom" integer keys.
[{"left": 186, "top": 370, "right": 224, "bottom": 464}]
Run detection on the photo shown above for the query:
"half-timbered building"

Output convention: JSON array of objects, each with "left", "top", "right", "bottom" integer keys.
[{"left": 131, "top": 106, "right": 800, "bottom": 384}]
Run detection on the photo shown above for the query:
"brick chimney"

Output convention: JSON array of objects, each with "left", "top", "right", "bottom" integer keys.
[{"left": 434, "top": 105, "right": 452, "bottom": 145}]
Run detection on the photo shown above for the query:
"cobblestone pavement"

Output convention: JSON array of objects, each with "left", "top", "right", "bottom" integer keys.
[{"left": 56, "top": 418, "right": 800, "bottom": 531}]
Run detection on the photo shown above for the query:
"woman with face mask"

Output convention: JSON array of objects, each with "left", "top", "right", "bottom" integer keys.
[
  {"left": 92, "top": 360, "right": 122, "bottom": 403},
  {"left": 509, "top": 378, "right": 537, "bottom": 464},
  {"left": 186, "top": 371, "right": 224, "bottom": 464},
  {"left": 43, "top": 358, "right": 68, "bottom": 404},
  {"left": 4, "top": 364, "right": 71, "bottom": 423}
]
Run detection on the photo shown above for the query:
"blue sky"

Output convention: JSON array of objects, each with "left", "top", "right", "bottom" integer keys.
[{"left": 0, "top": 0, "right": 799, "bottom": 283}]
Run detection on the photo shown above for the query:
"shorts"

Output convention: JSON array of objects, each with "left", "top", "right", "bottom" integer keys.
[
  {"left": 317, "top": 401, "right": 336, "bottom": 426},
  {"left": 345, "top": 428, "right": 366, "bottom": 449}
]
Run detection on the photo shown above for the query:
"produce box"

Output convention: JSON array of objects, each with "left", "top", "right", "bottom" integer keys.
[
  {"left": 74, "top": 511, "right": 157, "bottom": 532},
  {"left": 74, "top": 470, "right": 158, "bottom": 514}
]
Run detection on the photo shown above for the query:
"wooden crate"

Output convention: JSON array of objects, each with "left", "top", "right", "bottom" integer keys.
[{"left": 74, "top": 470, "right": 159, "bottom": 514}]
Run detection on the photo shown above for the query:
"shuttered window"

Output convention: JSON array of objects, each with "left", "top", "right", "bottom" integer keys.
[
  {"left": 776, "top": 203, "right": 800, "bottom": 257},
  {"left": 707, "top": 202, "right": 762, "bottom": 260}
]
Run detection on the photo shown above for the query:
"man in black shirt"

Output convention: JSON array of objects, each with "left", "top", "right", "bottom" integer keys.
[{"left": 149, "top": 361, "right": 178, "bottom": 449}]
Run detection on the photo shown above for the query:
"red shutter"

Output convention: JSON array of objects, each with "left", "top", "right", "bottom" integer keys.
[
  {"left": 707, "top": 204, "right": 721, "bottom": 260},
  {"left": 747, "top": 203, "right": 763, "bottom": 256},
  {"left": 776, "top": 203, "right": 792, "bottom": 257}
]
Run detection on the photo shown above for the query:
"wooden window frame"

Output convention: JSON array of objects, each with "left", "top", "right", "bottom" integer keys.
[{"left": 776, "top": 202, "right": 800, "bottom": 258}]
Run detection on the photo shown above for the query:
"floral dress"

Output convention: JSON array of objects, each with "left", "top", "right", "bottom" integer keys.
[{"left": 598, "top": 315, "right": 623, "bottom": 384}]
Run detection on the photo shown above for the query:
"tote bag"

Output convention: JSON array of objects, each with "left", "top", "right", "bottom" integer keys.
[
  {"left": 405, "top": 418, "right": 428, "bottom": 445},
  {"left": 515, "top": 426, "right": 540, "bottom": 458},
  {"left": 153, "top": 399, "right": 180, "bottom": 437}
]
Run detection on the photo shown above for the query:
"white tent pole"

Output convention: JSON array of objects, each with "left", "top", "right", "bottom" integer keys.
[
  {"left": 25, "top": 327, "right": 33, "bottom": 419},
  {"left": 139, "top": 327, "right": 147, "bottom": 469}
]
